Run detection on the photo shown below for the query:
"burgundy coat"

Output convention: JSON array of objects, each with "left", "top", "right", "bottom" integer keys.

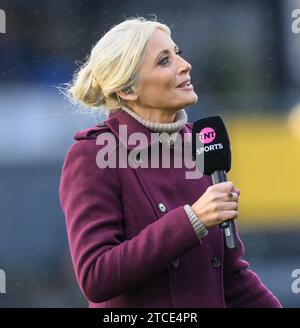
[{"left": 58, "top": 108, "right": 282, "bottom": 308}]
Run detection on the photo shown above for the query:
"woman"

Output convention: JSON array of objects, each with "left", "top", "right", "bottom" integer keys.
[{"left": 59, "top": 17, "right": 282, "bottom": 308}]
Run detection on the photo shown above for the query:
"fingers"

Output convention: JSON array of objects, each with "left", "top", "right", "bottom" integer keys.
[
  {"left": 220, "top": 210, "right": 239, "bottom": 222},
  {"left": 223, "top": 191, "right": 239, "bottom": 202},
  {"left": 218, "top": 201, "right": 239, "bottom": 211},
  {"left": 209, "top": 181, "right": 237, "bottom": 193},
  {"left": 202, "top": 182, "right": 241, "bottom": 228},
  {"left": 209, "top": 191, "right": 239, "bottom": 202},
  {"left": 234, "top": 188, "right": 240, "bottom": 197}
]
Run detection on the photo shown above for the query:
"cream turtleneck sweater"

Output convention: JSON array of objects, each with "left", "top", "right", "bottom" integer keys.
[
  {"left": 121, "top": 106, "right": 188, "bottom": 147},
  {"left": 121, "top": 106, "right": 188, "bottom": 134}
]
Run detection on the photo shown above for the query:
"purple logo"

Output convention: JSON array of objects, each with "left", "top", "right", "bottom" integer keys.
[{"left": 199, "top": 127, "right": 216, "bottom": 144}]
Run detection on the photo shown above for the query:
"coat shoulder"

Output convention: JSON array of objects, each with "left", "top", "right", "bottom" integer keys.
[
  {"left": 74, "top": 123, "right": 111, "bottom": 141},
  {"left": 65, "top": 123, "right": 117, "bottom": 165}
]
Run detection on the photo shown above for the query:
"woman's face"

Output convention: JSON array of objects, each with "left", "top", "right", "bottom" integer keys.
[{"left": 131, "top": 28, "right": 198, "bottom": 113}]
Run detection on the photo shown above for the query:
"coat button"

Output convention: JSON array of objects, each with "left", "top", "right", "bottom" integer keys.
[
  {"left": 171, "top": 258, "right": 180, "bottom": 268},
  {"left": 158, "top": 203, "right": 167, "bottom": 213},
  {"left": 211, "top": 256, "right": 221, "bottom": 268}
]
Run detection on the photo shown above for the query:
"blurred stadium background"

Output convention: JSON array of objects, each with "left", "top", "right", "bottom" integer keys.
[{"left": 0, "top": 0, "right": 299, "bottom": 307}]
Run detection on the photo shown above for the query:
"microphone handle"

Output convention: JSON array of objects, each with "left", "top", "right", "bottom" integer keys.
[{"left": 211, "top": 170, "right": 238, "bottom": 249}]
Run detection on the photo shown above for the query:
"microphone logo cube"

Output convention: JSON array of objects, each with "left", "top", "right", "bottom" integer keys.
[{"left": 199, "top": 127, "right": 216, "bottom": 144}]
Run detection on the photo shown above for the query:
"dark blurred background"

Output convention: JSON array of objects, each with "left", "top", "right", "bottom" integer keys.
[{"left": 0, "top": 0, "right": 300, "bottom": 307}]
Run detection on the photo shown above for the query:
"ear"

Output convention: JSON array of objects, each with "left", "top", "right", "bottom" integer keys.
[{"left": 116, "top": 87, "right": 138, "bottom": 102}]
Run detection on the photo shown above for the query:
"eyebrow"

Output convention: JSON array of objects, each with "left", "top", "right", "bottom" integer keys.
[{"left": 155, "top": 44, "right": 179, "bottom": 62}]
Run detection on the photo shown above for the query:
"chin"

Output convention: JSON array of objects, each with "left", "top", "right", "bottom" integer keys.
[
  {"left": 183, "top": 93, "right": 198, "bottom": 107},
  {"left": 167, "top": 92, "right": 199, "bottom": 110}
]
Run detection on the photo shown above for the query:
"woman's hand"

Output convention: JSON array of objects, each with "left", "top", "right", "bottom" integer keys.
[{"left": 191, "top": 181, "right": 240, "bottom": 229}]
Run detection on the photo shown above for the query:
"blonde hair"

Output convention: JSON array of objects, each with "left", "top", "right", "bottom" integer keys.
[{"left": 62, "top": 16, "right": 171, "bottom": 111}]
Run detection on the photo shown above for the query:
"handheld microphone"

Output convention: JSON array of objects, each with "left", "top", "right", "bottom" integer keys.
[{"left": 192, "top": 116, "right": 238, "bottom": 249}]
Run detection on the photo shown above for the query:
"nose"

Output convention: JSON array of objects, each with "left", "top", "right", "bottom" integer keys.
[{"left": 177, "top": 57, "right": 192, "bottom": 74}]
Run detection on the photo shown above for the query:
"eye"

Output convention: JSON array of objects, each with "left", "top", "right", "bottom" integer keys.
[
  {"left": 159, "top": 57, "right": 169, "bottom": 65},
  {"left": 159, "top": 49, "right": 184, "bottom": 65}
]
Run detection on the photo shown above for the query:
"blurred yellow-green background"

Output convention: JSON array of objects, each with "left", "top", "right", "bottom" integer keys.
[{"left": 228, "top": 114, "right": 300, "bottom": 230}]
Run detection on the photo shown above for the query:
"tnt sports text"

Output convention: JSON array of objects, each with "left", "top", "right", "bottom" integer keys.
[{"left": 196, "top": 143, "right": 224, "bottom": 155}]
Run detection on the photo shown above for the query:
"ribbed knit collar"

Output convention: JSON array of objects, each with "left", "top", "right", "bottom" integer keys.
[
  {"left": 120, "top": 106, "right": 188, "bottom": 134},
  {"left": 99, "top": 107, "right": 191, "bottom": 150}
]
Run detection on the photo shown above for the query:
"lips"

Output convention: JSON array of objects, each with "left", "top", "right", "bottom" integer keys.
[{"left": 176, "top": 78, "right": 191, "bottom": 88}]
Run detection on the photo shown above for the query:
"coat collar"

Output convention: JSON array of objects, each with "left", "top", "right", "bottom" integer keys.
[{"left": 102, "top": 108, "right": 192, "bottom": 150}]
